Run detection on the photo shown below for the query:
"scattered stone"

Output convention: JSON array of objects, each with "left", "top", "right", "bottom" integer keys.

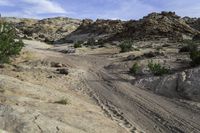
[
  {"left": 47, "top": 75, "right": 54, "bottom": 79},
  {"left": 60, "top": 49, "right": 76, "bottom": 54},
  {"left": 127, "top": 55, "right": 136, "bottom": 60},
  {"left": 57, "top": 68, "right": 69, "bottom": 75},
  {"left": 51, "top": 62, "right": 66, "bottom": 68},
  {"left": 143, "top": 51, "right": 165, "bottom": 58},
  {"left": 0, "top": 64, "right": 4, "bottom": 68},
  {"left": 127, "top": 55, "right": 142, "bottom": 60}
]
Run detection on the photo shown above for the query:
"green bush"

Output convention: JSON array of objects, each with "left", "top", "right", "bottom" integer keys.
[
  {"left": 74, "top": 41, "right": 83, "bottom": 48},
  {"left": 119, "top": 40, "right": 133, "bottom": 53},
  {"left": 0, "top": 23, "right": 24, "bottom": 63},
  {"left": 148, "top": 61, "right": 169, "bottom": 76},
  {"left": 129, "top": 63, "right": 139, "bottom": 74},
  {"left": 180, "top": 40, "right": 200, "bottom": 66},
  {"left": 190, "top": 51, "right": 200, "bottom": 66}
]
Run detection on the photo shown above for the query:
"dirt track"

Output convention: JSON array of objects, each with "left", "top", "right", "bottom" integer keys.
[
  {"left": 56, "top": 51, "right": 200, "bottom": 133},
  {"left": 21, "top": 40, "right": 200, "bottom": 133}
]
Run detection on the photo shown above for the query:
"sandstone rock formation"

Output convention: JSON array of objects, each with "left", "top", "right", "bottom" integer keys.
[
  {"left": 113, "top": 12, "right": 200, "bottom": 41},
  {"left": 135, "top": 67, "right": 200, "bottom": 102},
  {"left": 64, "top": 19, "right": 125, "bottom": 42},
  {"left": 3, "top": 12, "right": 200, "bottom": 43}
]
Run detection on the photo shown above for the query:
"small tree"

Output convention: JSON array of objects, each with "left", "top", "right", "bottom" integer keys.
[
  {"left": 0, "top": 22, "right": 24, "bottom": 63},
  {"left": 129, "top": 63, "right": 139, "bottom": 74},
  {"left": 148, "top": 61, "right": 169, "bottom": 76}
]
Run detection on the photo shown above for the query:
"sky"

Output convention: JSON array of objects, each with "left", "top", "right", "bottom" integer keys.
[{"left": 0, "top": 0, "right": 200, "bottom": 20}]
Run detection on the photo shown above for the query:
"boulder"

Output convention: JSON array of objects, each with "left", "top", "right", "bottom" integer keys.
[
  {"left": 135, "top": 67, "right": 200, "bottom": 102},
  {"left": 127, "top": 55, "right": 142, "bottom": 61},
  {"left": 51, "top": 62, "right": 66, "bottom": 68},
  {"left": 60, "top": 49, "right": 76, "bottom": 54}
]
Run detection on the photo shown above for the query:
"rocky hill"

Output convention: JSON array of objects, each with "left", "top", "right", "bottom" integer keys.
[
  {"left": 2, "top": 12, "right": 200, "bottom": 43},
  {"left": 63, "top": 19, "right": 125, "bottom": 42},
  {"left": 3, "top": 17, "right": 82, "bottom": 44},
  {"left": 64, "top": 12, "right": 200, "bottom": 43},
  {"left": 112, "top": 12, "right": 200, "bottom": 41}
]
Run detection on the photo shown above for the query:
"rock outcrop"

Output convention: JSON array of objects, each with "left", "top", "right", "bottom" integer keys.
[
  {"left": 3, "top": 12, "right": 200, "bottom": 43},
  {"left": 135, "top": 67, "right": 200, "bottom": 102},
  {"left": 113, "top": 12, "right": 200, "bottom": 41},
  {"left": 76, "top": 19, "right": 124, "bottom": 35},
  {"left": 63, "top": 19, "right": 125, "bottom": 42},
  {"left": 184, "top": 17, "right": 200, "bottom": 32}
]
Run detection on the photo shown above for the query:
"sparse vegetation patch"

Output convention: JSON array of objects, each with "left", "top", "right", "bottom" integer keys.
[
  {"left": 130, "top": 63, "right": 139, "bottom": 74},
  {"left": 148, "top": 61, "right": 170, "bottom": 76}
]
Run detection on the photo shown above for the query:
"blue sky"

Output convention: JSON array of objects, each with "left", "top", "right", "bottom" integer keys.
[{"left": 0, "top": 0, "right": 200, "bottom": 20}]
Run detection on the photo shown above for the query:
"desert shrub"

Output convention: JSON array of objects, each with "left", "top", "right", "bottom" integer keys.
[
  {"left": 54, "top": 98, "right": 69, "bottom": 105},
  {"left": 190, "top": 51, "right": 200, "bottom": 66},
  {"left": 119, "top": 40, "right": 133, "bottom": 52},
  {"left": 74, "top": 41, "right": 83, "bottom": 48},
  {"left": 86, "top": 38, "right": 96, "bottom": 46},
  {"left": 0, "top": 22, "right": 24, "bottom": 63},
  {"left": 129, "top": 63, "right": 139, "bottom": 74},
  {"left": 148, "top": 61, "right": 169, "bottom": 76}
]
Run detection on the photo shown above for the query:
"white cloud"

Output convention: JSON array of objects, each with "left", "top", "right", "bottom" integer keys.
[
  {"left": 0, "top": 0, "right": 68, "bottom": 18},
  {"left": 0, "top": 0, "right": 13, "bottom": 6},
  {"left": 22, "top": 0, "right": 67, "bottom": 14}
]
